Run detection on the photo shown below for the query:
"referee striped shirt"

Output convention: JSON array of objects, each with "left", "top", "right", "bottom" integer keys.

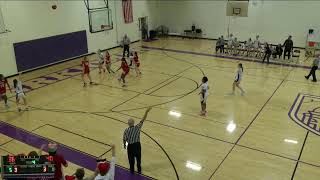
[{"left": 123, "top": 122, "right": 143, "bottom": 145}]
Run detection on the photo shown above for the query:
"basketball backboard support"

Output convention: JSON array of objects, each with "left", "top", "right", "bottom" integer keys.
[{"left": 84, "top": 0, "right": 113, "bottom": 33}]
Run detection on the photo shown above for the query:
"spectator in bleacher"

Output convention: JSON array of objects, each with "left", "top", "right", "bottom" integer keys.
[
  {"left": 283, "top": 35, "right": 293, "bottom": 60},
  {"left": 263, "top": 43, "right": 272, "bottom": 64},
  {"left": 40, "top": 143, "right": 68, "bottom": 180},
  {"left": 65, "top": 145, "right": 116, "bottom": 180},
  {"left": 94, "top": 144, "right": 116, "bottom": 180},
  {"left": 28, "top": 151, "right": 38, "bottom": 156},
  {"left": 273, "top": 44, "right": 283, "bottom": 59},
  {"left": 65, "top": 168, "right": 86, "bottom": 180}
]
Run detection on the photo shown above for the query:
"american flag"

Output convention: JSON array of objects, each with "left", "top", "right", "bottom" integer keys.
[{"left": 122, "top": 0, "right": 133, "bottom": 24}]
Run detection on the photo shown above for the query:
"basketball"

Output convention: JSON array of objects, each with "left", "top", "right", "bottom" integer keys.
[{"left": 52, "top": 4, "right": 57, "bottom": 10}]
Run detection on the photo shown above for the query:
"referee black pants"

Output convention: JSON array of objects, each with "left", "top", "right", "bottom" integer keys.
[
  {"left": 123, "top": 44, "right": 130, "bottom": 58},
  {"left": 306, "top": 66, "right": 318, "bottom": 82},
  {"left": 283, "top": 48, "right": 291, "bottom": 60},
  {"left": 127, "top": 142, "right": 141, "bottom": 173}
]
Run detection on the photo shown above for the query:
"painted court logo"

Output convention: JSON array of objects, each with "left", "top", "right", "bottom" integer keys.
[{"left": 289, "top": 93, "right": 320, "bottom": 136}]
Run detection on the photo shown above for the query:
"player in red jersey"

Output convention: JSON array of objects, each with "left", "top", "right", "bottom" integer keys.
[
  {"left": 117, "top": 58, "right": 130, "bottom": 87},
  {"left": 105, "top": 51, "right": 115, "bottom": 74},
  {"left": 81, "top": 56, "right": 93, "bottom": 87},
  {"left": 133, "top": 52, "right": 142, "bottom": 76},
  {"left": 0, "top": 74, "right": 12, "bottom": 108}
]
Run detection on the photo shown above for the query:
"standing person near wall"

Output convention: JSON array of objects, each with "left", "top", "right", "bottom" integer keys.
[
  {"left": 283, "top": 35, "right": 293, "bottom": 60},
  {"left": 215, "top": 37, "right": 222, "bottom": 53},
  {"left": 305, "top": 54, "right": 320, "bottom": 82},
  {"left": 123, "top": 107, "right": 152, "bottom": 174},
  {"left": 122, "top": 34, "right": 131, "bottom": 58},
  {"left": 220, "top": 36, "right": 225, "bottom": 53}
]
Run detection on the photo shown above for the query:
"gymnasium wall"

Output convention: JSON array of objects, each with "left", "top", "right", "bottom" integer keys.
[
  {"left": 0, "top": 0, "right": 157, "bottom": 76},
  {"left": 157, "top": 0, "right": 320, "bottom": 47}
]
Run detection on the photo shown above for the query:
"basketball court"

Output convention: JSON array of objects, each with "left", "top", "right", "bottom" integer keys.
[{"left": 0, "top": 37, "right": 319, "bottom": 179}]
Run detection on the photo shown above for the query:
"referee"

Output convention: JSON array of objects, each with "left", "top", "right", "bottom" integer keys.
[
  {"left": 123, "top": 107, "right": 152, "bottom": 174},
  {"left": 122, "top": 34, "right": 131, "bottom": 58},
  {"left": 305, "top": 54, "right": 320, "bottom": 82}
]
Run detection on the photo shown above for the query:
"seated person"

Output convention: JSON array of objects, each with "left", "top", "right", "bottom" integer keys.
[{"left": 273, "top": 44, "right": 283, "bottom": 59}]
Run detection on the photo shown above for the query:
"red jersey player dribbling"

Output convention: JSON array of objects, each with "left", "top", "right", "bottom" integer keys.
[
  {"left": 81, "top": 57, "right": 93, "bottom": 87},
  {"left": 0, "top": 74, "right": 12, "bottom": 108},
  {"left": 105, "top": 51, "right": 115, "bottom": 74},
  {"left": 117, "top": 58, "right": 130, "bottom": 87}
]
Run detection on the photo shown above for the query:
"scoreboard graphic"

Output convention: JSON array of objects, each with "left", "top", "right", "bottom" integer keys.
[{"left": 1, "top": 155, "right": 55, "bottom": 179}]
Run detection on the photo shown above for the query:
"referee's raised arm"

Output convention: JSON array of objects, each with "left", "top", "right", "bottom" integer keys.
[
  {"left": 122, "top": 107, "right": 152, "bottom": 174},
  {"left": 138, "top": 107, "right": 152, "bottom": 127}
]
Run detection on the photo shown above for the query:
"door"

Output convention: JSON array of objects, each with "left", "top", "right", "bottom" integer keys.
[{"left": 139, "top": 17, "right": 148, "bottom": 40}]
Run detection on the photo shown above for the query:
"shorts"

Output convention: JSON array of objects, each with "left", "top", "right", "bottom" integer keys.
[
  {"left": 200, "top": 94, "right": 208, "bottom": 103},
  {"left": 134, "top": 63, "right": 140, "bottom": 68},
  {"left": 0, "top": 93, "right": 6, "bottom": 99},
  {"left": 83, "top": 69, "right": 90, "bottom": 74},
  {"left": 123, "top": 71, "right": 129, "bottom": 76},
  {"left": 16, "top": 92, "right": 26, "bottom": 100}
]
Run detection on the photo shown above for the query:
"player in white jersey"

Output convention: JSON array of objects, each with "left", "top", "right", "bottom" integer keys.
[
  {"left": 232, "top": 63, "right": 245, "bottom": 96},
  {"left": 199, "top": 76, "right": 209, "bottom": 116},
  {"left": 13, "top": 73, "right": 28, "bottom": 112},
  {"left": 97, "top": 49, "right": 105, "bottom": 73}
]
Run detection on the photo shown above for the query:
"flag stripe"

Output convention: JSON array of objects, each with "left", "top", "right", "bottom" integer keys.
[{"left": 122, "top": 0, "right": 133, "bottom": 23}]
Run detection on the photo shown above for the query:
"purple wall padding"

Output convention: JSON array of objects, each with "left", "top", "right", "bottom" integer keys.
[{"left": 14, "top": 30, "right": 88, "bottom": 72}]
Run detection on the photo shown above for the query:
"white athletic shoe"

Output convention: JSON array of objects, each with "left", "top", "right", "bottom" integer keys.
[{"left": 5, "top": 103, "right": 9, "bottom": 109}]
